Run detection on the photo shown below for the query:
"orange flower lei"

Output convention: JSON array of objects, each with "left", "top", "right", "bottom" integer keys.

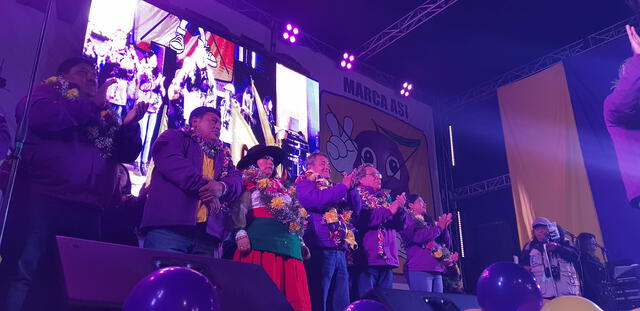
[
  {"left": 243, "top": 166, "right": 308, "bottom": 237},
  {"left": 295, "top": 171, "right": 357, "bottom": 249}
]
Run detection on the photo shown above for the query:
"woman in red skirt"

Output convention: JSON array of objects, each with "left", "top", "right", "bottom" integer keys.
[{"left": 231, "top": 145, "right": 311, "bottom": 311}]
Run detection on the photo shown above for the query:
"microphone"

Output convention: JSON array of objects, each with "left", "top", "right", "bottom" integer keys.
[{"left": 594, "top": 242, "right": 606, "bottom": 250}]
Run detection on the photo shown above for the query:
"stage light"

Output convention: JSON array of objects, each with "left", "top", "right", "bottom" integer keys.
[
  {"left": 340, "top": 52, "right": 355, "bottom": 70},
  {"left": 449, "top": 125, "right": 455, "bottom": 167},
  {"left": 283, "top": 23, "right": 299, "bottom": 44},
  {"left": 458, "top": 211, "right": 465, "bottom": 258},
  {"left": 401, "top": 81, "right": 412, "bottom": 97}
]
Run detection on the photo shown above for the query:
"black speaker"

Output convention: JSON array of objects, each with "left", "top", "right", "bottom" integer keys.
[
  {"left": 56, "top": 236, "right": 293, "bottom": 311},
  {"left": 362, "top": 287, "right": 480, "bottom": 311}
]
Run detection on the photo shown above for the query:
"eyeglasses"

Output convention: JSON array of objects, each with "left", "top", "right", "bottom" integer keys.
[{"left": 366, "top": 172, "right": 382, "bottom": 179}]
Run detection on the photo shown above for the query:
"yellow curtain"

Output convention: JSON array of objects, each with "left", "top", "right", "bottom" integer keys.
[
  {"left": 252, "top": 78, "right": 276, "bottom": 146},
  {"left": 497, "top": 63, "right": 604, "bottom": 249}
]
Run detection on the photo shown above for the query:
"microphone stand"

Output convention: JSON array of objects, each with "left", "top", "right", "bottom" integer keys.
[
  {"left": 543, "top": 242, "right": 560, "bottom": 298},
  {"left": 0, "top": 0, "right": 53, "bottom": 264}
]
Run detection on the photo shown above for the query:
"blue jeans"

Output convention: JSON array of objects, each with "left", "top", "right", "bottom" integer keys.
[
  {"left": 305, "top": 247, "right": 350, "bottom": 311},
  {"left": 405, "top": 270, "right": 443, "bottom": 293},
  {"left": 0, "top": 192, "right": 101, "bottom": 311},
  {"left": 144, "top": 225, "right": 220, "bottom": 258},
  {"left": 354, "top": 266, "right": 394, "bottom": 299}
]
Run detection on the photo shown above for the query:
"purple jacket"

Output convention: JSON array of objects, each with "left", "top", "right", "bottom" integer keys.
[
  {"left": 140, "top": 129, "right": 242, "bottom": 240},
  {"left": 604, "top": 54, "right": 640, "bottom": 207},
  {"left": 349, "top": 186, "right": 406, "bottom": 267},
  {"left": 400, "top": 215, "right": 451, "bottom": 273},
  {"left": 296, "top": 179, "right": 349, "bottom": 249},
  {"left": 16, "top": 83, "right": 141, "bottom": 208}
]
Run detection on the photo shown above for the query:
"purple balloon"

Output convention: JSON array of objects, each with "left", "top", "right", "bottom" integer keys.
[
  {"left": 343, "top": 299, "right": 390, "bottom": 311},
  {"left": 122, "top": 267, "right": 219, "bottom": 311},
  {"left": 476, "top": 262, "right": 543, "bottom": 311}
]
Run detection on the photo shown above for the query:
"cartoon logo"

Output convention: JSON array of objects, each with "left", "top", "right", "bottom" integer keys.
[{"left": 325, "top": 111, "right": 420, "bottom": 197}]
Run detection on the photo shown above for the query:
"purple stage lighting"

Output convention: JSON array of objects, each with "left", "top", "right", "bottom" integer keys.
[
  {"left": 401, "top": 81, "right": 412, "bottom": 97},
  {"left": 340, "top": 52, "right": 355, "bottom": 69},
  {"left": 283, "top": 23, "right": 299, "bottom": 44}
]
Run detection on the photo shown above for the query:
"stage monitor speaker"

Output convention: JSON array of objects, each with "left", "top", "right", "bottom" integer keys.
[
  {"left": 56, "top": 236, "right": 293, "bottom": 311},
  {"left": 362, "top": 287, "right": 480, "bottom": 311}
]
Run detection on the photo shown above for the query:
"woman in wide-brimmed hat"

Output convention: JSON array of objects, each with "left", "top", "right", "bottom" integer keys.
[{"left": 230, "top": 144, "right": 311, "bottom": 311}]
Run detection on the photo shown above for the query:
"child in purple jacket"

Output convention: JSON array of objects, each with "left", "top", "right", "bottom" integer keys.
[{"left": 400, "top": 194, "right": 454, "bottom": 293}]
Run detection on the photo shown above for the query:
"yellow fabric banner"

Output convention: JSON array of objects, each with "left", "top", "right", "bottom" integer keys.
[
  {"left": 320, "top": 92, "right": 434, "bottom": 214},
  {"left": 497, "top": 63, "right": 604, "bottom": 248}
]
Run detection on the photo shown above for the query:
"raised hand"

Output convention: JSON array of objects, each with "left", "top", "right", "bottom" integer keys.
[
  {"left": 122, "top": 101, "right": 149, "bottom": 126},
  {"left": 437, "top": 213, "right": 453, "bottom": 230},
  {"left": 390, "top": 192, "right": 406, "bottom": 215},
  {"left": 627, "top": 25, "right": 640, "bottom": 55},
  {"left": 95, "top": 78, "right": 117, "bottom": 107},
  {"left": 325, "top": 112, "right": 358, "bottom": 174},
  {"left": 341, "top": 169, "right": 357, "bottom": 188}
]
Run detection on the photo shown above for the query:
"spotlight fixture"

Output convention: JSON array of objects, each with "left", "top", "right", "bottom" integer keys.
[
  {"left": 400, "top": 82, "right": 413, "bottom": 97},
  {"left": 283, "top": 23, "right": 300, "bottom": 44},
  {"left": 340, "top": 52, "right": 355, "bottom": 70}
]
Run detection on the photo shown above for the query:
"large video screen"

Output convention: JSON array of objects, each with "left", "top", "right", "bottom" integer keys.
[
  {"left": 276, "top": 64, "right": 320, "bottom": 179},
  {"left": 83, "top": 0, "right": 319, "bottom": 193}
]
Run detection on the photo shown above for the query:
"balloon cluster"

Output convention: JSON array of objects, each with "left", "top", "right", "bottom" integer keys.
[
  {"left": 122, "top": 266, "right": 220, "bottom": 311},
  {"left": 476, "top": 262, "right": 602, "bottom": 311}
]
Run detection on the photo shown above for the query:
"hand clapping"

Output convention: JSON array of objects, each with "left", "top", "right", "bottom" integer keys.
[
  {"left": 437, "top": 213, "right": 453, "bottom": 230},
  {"left": 390, "top": 192, "right": 406, "bottom": 215},
  {"left": 122, "top": 101, "right": 149, "bottom": 126},
  {"left": 341, "top": 169, "right": 357, "bottom": 188},
  {"left": 627, "top": 25, "right": 640, "bottom": 55}
]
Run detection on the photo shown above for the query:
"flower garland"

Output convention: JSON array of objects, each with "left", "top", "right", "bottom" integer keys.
[
  {"left": 45, "top": 76, "right": 119, "bottom": 158},
  {"left": 243, "top": 165, "right": 308, "bottom": 237},
  {"left": 296, "top": 170, "right": 357, "bottom": 249},
  {"left": 356, "top": 186, "right": 395, "bottom": 258},
  {"left": 321, "top": 208, "right": 357, "bottom": 250},
  {"left": 181, "top": 126, "right": 233, "bottom": 179},
  {"left": 406, "top": 210, "right": 458, "bottom": 267},
  {"left": 294, "top": 170, "right": 332, "bottom": 189},
  {"left": 407, "top": 210, "right": 427, "bottom": 228},
  {"left": 86, "top": 109, "right": 119, "bottom": 158},
  {"left": 44, "top": 76, "right": 80, "bottom": 100},
  {"left": 426, "top": 240, "right": 458, "bottom": 267}
]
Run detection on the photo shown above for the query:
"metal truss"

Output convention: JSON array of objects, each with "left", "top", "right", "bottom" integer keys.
[
  {"left": 358, "top": 0, "right": 459, "bottom": 60},
  {"left": 213, "top": 0, "right": 420, "bottom": 96},
  {"left": 215, "top": 0, "right": 275, "bottom": 28},
  {"left": 451, "top": 173, "right": 511, "bottom": 200},
  {"left": 443, "top": 15, "right": 640, "bottom": 112}
]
